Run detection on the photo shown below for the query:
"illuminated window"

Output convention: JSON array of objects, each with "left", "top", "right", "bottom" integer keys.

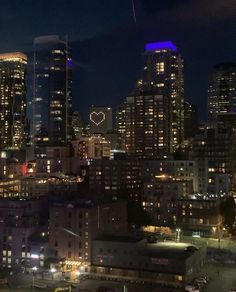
[{"left": 156, "top": 62, "right": 165, "bottom": 74}]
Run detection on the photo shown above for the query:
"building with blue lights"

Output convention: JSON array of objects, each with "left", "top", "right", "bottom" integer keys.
[
  {"left": 143, "top": 41, "right": 184, "bottom": 153},
  {"left": 32, "top": 35, "right": 72, "bottom": 148}
]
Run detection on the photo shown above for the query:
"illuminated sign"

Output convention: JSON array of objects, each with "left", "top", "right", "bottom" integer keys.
[
  {"left": 151, "top": 258, "right": 169, "bottom": 265},
  {"left": 90, "top": 111, "right": 106, "bottom": 126},
  {"left": 145, "top": 41, "right": 177, "bottom": 52}
]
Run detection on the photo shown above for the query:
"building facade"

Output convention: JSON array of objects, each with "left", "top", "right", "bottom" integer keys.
[
  {"left": 176, "top": 195, "right": 222, "bottom": 237},
  {"left": 0, "top": 198, "right": 43, "bottom": 268},
  {"left": 124, "top": 91, "right": 169, "bottom": 159},
  {"left": 89, "top": 106, "right": 112, "bottom": 134},
  {"left": 184, "top": 101, "right": 198, "bottom": 140},
  {"left": 143, "top": 41, "right": 184, "bottom": 152},
  {"left": 91, "top": 237, "right": 206, "bottom": 285},
  {"left": 193, "top": 120, "right": 233, "bottom": 195},
  {"left": 208, "top": 62, "right": 236, "bottom": 118},
  {"left": 0, "top": 53, "right": 27, "bottom": 150},
  {"left": 33, "top": 35, "right": 72, "bottom": 148},
  {"left": 142, "top": 176, "right": 193, "bottom": 227},
  {"left": 49, "top": 199, "right": 127, "bottom": 270},
  {"left": 88, "top": 154, "right": 142, "bottom": 199}
]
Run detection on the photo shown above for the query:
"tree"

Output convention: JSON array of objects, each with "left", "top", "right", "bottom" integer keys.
[{"left": 219, "top": 196, "right": 236, "bottom": 232}]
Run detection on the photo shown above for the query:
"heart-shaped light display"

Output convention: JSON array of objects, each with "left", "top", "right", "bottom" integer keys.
[{"left": 90, "top": 111, "right": 106, "bottom": 126}]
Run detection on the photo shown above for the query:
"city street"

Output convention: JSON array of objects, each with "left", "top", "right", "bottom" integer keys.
[
  {"left": 2, "top": 263, "right": 236, "bottom": 292},
  {"left": 0, "top": 278, "right": 183, "bottom": 292}
]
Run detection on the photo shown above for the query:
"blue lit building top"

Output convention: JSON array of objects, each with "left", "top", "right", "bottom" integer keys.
[{"left": 145, "top": 41, "right": 177, "bottom": 52}]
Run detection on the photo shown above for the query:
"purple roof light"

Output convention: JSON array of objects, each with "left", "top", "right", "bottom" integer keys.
[{"left": 145, "top": 41, "right": 177, "bottom": 52}]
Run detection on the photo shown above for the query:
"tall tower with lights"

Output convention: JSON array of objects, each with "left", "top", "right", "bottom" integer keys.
[
  {"left": 208, "top": 62, "right": 236, "bottom": 118},
  {"left": 0, "top": 52, "right": 27, "bottom": 150},
  {"left": 33, "top": 35, "right": 72, "bottom": 147},
  {"left": 143, "top": 41, "right": 184, "bottom": 152}
]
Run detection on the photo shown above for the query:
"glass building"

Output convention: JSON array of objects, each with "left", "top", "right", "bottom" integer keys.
[
  {"left": 208, "top": 62, "right": 236, "bottom": 118},
  {"left": 33, "top": 35, "right": 72, "bottom": 147},
  {"left": 0, "top": 52, "right": 27, "bottom": 150},
  {"left": 143, "top": 41, "right": 184, "bottom": 152}
]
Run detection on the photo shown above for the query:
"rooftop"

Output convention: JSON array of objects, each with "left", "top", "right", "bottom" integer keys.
[{"left": 145, "top": 41, "right": 177, "bottom": 52}]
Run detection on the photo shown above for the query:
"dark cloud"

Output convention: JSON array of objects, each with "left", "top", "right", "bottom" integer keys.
[
  {"left": 140, "top": 0, "right": 190, "bottom": 13},
  {"left": 158, "top": 0, "right": 236, "bottom": 24}
]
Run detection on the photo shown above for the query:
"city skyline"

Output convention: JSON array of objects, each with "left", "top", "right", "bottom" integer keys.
[
  {"left": 0, "top": 2, "right": 235, "bottom": 290},
  {"left": 0, "top": 0, "right": 234, "bottom": 121}
]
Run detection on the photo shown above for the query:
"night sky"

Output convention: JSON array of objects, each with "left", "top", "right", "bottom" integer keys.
[{"left": 0, "top": 0, "right": 235, "bottom": 122}]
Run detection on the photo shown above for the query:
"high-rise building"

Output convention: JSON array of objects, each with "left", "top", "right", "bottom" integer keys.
[
  {"left": 208, "top": 63, "right": 236, "bottom": 118},
  {"left": 0, "top": 53, "right": 27, "bottom": 150},
  {"left": 89, "top": 106, "right": 112, "bottom": 134},
  {"left": 33, "top": 35, "right": 72, "bottom": 147},
  {"left": 143, "top": 41, "right": 184, "bottom": 151},
  {"left": 116, "top": 103, "right": 126, "bottom": 150},
  {"left": 124, "top": 90, "right": 169, "bottom": 159},
  {"left": 193, "top": 118, "right": 236, "bottom": 195},
  {"left": 72, "top": 111, "right": 83, "bottom": 139},
  {"left": 184, "top": 101, "right": 198, "bottom": 140}
]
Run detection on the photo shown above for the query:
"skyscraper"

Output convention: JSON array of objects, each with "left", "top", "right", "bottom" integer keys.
[
  {"left": 208, "top": 62, "right": 236, "bottom": 118},
  {"left": 116, "top": 103, "right": 126, "bottom": 150},
  {"left": 184, "top": 101, "right": 198, "bottom": 140},
  {"left": 72, "top": 111, "right": 83, "bottom": 139},
  {"left": 143, "top": 41, "right": 184, "bottom": 152},
  {"left": 0, "top": 52, "right": 27, "bottom": 150},
  {"left": 124, "top": 90, "right": 169, "bottom": 159},
  {"left": 33, "top": 35, "right": 72, "bottom": 147}
]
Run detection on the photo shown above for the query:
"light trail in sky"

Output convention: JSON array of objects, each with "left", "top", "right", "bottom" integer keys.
[{"left": 131, "top": 0, "right": 137, "bottom": 24}]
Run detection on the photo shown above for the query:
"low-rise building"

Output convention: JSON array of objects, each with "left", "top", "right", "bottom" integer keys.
[
  {"left": 0, "top": 198, "right": 44, "bottom": 268},
  {"left": 142, "top": 176, "right": 193, "bottom": 226},
  {"left": 89, "top": 154, "right": 142, "bottom": 200},
  {"left": 0, "top": 174, "right": 81, "bottom": 198},
  {"left": 91, "top": 236, "right": 206, "bottom": 286},
  {"left": 140, "top": 160, "right": 198, "bottom": 193},
  {"left": 176, "top": 194, "right": 222, "bottom": 237},
  {"left": 71, "top": 135, "right": 110, "bottom": 160},
  {"left": 49, "top": 198, "right": 127, "bottom": 271}
]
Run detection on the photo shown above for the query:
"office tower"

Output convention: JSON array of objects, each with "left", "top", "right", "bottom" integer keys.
[
  {"left": 89, "top": 106, "right": 112, "bottom": 134},
  {"left": 143, "top": 41, "right": 184, "bottom": 151},
  {"left": 0, "top": 53, "right": 27, "bottom": 150},
  {"left": 72, "top": 111, "right": 83, "bottom": 139},
  {"left": 184, "top": 101, "right": 198, "bottom": 140},
  {"left": 116, "top": 103, "right": 126, "bottom": 150},
  {"left": 193, "top": 119, "right": 235, "bottom": 195},
  {"left": 33, "top": 35, "right": 72, "bottom": 147},
  {"left": 124, "top": 90, "right": 169, "bottom": 159},
  {"left": 208, "top": 62, "right": 236, "bottom": 118}
]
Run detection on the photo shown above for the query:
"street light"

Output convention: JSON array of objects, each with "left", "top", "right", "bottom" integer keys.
[{"left": 176, "top": 228, "right": 181, "bottom": 242}]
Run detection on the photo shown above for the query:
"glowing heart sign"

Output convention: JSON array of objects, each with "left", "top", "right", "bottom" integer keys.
[{"left": 90, "top": 111, "right": 106, "bottom": 126}]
